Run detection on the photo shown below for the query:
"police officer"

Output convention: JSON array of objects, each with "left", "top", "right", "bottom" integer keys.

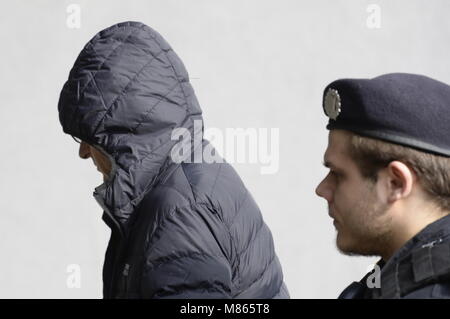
[{"left": 316, "top": 73, "right": 450, "bottom": 299}]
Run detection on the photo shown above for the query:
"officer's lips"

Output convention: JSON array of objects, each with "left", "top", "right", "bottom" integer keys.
[
  {"left": 328, "top": 209, "right": 335, "bottom": 219},
  {"left": 328, "top": 209, "right": 339, "bottom": 226}
]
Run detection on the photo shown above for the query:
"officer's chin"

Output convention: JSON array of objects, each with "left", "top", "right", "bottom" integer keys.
[
  {"left": 336, "top": 233, "right": 373, "bottom": 257},
  {"left": 336, "top": 231, "right": 357, "bottom": 256}
]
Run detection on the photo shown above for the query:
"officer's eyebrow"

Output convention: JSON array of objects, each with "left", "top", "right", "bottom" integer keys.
[{"left": 323, "top": 159, "right": 342, "bottom": 171}]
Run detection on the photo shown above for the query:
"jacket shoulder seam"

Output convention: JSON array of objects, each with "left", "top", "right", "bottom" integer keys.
[{"left": 180, "top": 163, "right": 198, "bottom": 203}]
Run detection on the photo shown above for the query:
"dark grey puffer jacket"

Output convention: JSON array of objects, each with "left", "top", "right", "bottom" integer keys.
[{"left": 58, "top": 21, "right": 289, "bottom": 299}]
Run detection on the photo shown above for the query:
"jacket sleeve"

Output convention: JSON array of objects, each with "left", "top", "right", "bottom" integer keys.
[{"left": 140, "top": 203, "right": 234, "bottom": 299}]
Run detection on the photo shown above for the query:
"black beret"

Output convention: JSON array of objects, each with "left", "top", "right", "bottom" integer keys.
[{"left": 322, "top": 73, "right": 450, "bottom": 157}]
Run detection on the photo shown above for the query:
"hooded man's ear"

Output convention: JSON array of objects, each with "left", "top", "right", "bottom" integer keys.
[{"left": 382, "top": 161, "right": 415, "bottom": 203}]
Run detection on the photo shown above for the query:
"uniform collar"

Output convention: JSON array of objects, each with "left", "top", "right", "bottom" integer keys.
[{"left": 370, "top": 214, "right": 450, "bottom": 298}]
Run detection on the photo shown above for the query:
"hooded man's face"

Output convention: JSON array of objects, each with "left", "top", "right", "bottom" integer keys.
[{"left": 78, "top": 141, "right": 112, "bottom": 180}]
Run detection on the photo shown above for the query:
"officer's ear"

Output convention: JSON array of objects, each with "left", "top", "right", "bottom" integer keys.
[{"left": 382, "top": 161, "right": 415, "bottom": 203}]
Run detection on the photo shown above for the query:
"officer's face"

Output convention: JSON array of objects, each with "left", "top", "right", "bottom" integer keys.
[{"left": 315, "top": 130, "right": 393, "bottom": 257}]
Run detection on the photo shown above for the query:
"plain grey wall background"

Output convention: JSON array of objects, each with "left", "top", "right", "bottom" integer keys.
[{"left": 1, "top": 0, "right": 450, "bottom": 298}]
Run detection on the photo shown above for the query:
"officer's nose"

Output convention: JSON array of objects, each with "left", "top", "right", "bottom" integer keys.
[
  {"left": 79, "top": 141, "right": 91, "bottom": 159},
  {"left": 315, "top": 175, "right": 333, "bottom": 203}
]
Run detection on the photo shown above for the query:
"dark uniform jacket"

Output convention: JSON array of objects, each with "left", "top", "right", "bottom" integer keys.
[
  {"left": 58, "top": 21, "right": 289, "bottom": 299},
  {"left": 339, "top": 214, "right": 450, "bottom": 299}
]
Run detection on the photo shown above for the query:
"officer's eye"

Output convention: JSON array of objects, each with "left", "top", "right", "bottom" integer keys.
[{"left": 329, "top": 170, "right": 342, "bottom": 181}]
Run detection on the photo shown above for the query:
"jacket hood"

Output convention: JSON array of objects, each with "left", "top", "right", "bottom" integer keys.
[{"left": 58, "top": 21, "right": 203, "bottom": 232}]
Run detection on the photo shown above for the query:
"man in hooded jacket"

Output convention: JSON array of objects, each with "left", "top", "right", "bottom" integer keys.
[{"left": 58, "top": 21, "right": 289, "bottom": 299}]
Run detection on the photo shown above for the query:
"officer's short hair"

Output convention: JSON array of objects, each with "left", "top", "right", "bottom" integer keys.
[{"left": 347, "top": 132, "right": 450, "bottom": 211}]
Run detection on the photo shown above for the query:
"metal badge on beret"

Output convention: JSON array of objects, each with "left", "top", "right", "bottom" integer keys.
[{"left": 324, "top": 88, "right": 341, "bottom": 120}]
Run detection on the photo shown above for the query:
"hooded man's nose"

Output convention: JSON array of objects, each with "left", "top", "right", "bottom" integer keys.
[{"left": 79, "top": 141, "right": 91, "bottom": 159}]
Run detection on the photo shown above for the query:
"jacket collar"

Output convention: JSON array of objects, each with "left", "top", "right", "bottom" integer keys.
[{"left": 370, "top": 214, "right": 450, "bottom": 298}]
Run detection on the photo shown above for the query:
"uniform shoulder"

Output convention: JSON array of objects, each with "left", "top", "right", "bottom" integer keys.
[{"left": 403, "top": 282, "right": 450, "bottom": 299}]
